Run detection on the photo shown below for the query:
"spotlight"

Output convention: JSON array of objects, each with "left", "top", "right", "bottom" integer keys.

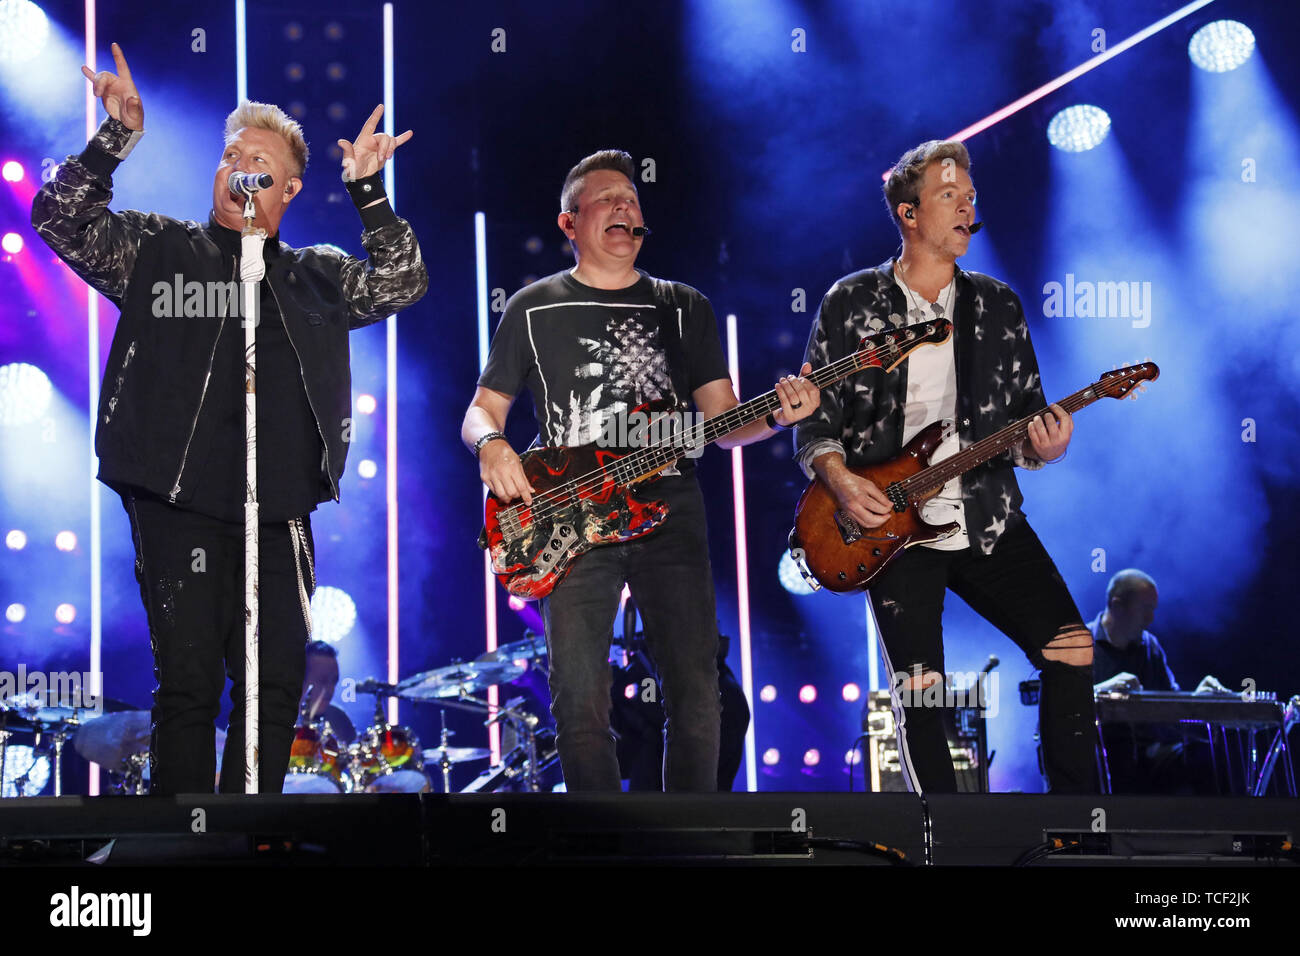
[
  {"left": 0, "top": 0, "right": 50, "bottom": 64},
  {"left": 803, "top": 749, "right": 820, "bottom": 767},
  {"left": 5, "top": 529, "right": 26, "bottom": 549},
  {"left": 507, "top": 595, "right": 526, "bottom": 611},
  {"left": 623, "top": 683, "right": 636, "bottom": 699},
  {"left": 1, "top": 160, "right": 22, "bottom": 182},
  {"left": 778, "top": 550, "right": 815, "bottom": 595},
  {"left": 1047, "top": 104, "right": 1111, "bottom": 153},
  {"left": 762, "top": 748, "right": 780, "bottom": 766},
  {"left": 842, "top": 682, "right": 861, "bottom": 702},
  {"left": 5, "top": 603, "right": 24, "bottom": 623},
  {"left": 356, "top": 393, "right": 377, "bottom": 414},
  {"left": 1188, "top": 20, "right": 1255, "bottom": 73},
  {"left": 2, "top": 232, "right": 22, "bottom": 254},
  {"left": 309, "top": 585, "right": 356, "bottom": 642},
  {"left": 0, "top": 362, "right": 52, "bottom": 426},
  {"left": 55, "top": 603, "right": 75, "bottom": 624},
  {"left": 54, "top": 531, "right": 76, "bottom": 552},
  {"left": 759, "top": 684, "right": 777, "bottom": 703},
  {"left": 844, "top": 748, "right": 862, "bottom": 766},
  {"left": 798, "top": 684, "right": 817, "bottom": 704},
  {"left": 357, "top": 459, "right": 377, "bottom": 479}
]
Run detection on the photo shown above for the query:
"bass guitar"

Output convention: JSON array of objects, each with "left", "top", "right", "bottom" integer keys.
[
  {"left": 789, "top": 362, "right": 1159, "bottom": 593},
  {"left": 481, "top": 318, "right": 954, "bottom": 599}
]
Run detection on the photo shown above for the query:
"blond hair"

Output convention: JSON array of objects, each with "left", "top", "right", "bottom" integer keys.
[
  {"left": 223, "top": 100, "right": 309, "bottom": 178},
  {"left": 883, "top": 140, "right": 971, "bottom": 232}
]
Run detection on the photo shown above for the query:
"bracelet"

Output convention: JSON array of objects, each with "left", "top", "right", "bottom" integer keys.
[
  {"left": 474, "top": 431, "right": 507, "bottom": 458},
  {"left": 765, "top": 412, "right": 789, "bottom": 431}
]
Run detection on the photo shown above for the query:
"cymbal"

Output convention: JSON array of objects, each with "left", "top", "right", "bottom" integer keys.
[
  {"left": 72, "top": 711, "right": 152, "bottom": 765},
  {"left": 475, "top": 633, "right": 547, "bottom": 666},
  {"left": 422, "top": 746, "right": 491, "bottom": 764},
  {"left": 2, "top": 691, "right": 136, "bottom": 727},
  {"left": 394, "top": 660, "right": 525, "bottom": 701}
]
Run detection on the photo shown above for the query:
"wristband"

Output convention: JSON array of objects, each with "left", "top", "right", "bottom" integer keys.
[
  {"left": 474, "top": 431, "right": 507, "bottom": 458},
  {"left": 343, "top": 170, "right": 387, "bottom": 202},
  {"left": 765, "top": 412, "right": 788, "bottom": 430}
]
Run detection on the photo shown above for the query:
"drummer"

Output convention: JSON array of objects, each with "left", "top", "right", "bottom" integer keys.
[{"left": 300, "top": 641, "right": 356, "bottom": 745}]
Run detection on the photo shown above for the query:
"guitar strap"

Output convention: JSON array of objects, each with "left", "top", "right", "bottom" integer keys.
[{"left": 649, "top": 276, "right": 693, "bottom": 414}]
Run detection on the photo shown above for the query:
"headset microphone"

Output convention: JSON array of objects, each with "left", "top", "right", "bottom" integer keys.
[
  {"left": 631, "top": 225, "right": 651, "bottom": 237},
  {"left": 969, "top": 221, "right": 984, "bottom": 234}
]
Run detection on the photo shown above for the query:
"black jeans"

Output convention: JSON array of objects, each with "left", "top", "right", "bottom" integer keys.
[
  {"left": 541, "top": 476, "right": 722, "bottom": 791},
  {"left": 868, "top": 516, "right": 1097, "bottom": 794},
  {"left": 123, "top": 494, "right": 314, "bottom": 794}
]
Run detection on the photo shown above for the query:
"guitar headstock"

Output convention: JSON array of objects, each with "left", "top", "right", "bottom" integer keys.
[
  {"left": 1097, "top": 360, "right": 1160, "bottom": 401},
  {"left": 856, "top": 318, "right": 953, "bottom": 372}
]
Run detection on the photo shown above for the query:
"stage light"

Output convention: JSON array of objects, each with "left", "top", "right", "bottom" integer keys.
[
  {"left": 309, "top": 585, "right": 356, "bottom": 643},
  {"left": 1047, "top": 105, "right": 1111, "bottom": 153},
  {"left": 844, "top": 748, "right": 862, "bottom": 766},
  {"left": 777, "top": 549, "right": 815, "bottom": 595},
  {"left": 2, "top": 232, "right": 21, "bottom": 254},
  {"left": 5, "top": 529, "right": 25, "bottom": 549},
  {"left": 762, "top": 748, "right": 780, "bottom": 766},
  {"left": 54, "top": 531, "right": 76, "bottom": 552},
  {"left": 0, "top": 362, "right": 52, "bottom": 426},
  {"left": 55, "top": 603, "right": 75, "bottom": 624},
  {"left": 507, "top": 595, "right": 526, "bottom": 611},
  {"left": 1188, "top": 20, "right": 1255, "bottom": 73},
  {"left": 803, "top": 749, "right": 820, "bottom": 767},
  {"left": 1, "top": 744, "right": 49, "bottom": 796},
  {"left": 842, "top": 682, "right": 861, "bottom": 702},
  {"left": 357, "top": 459, "right": 377, "bottom": 479},
  {"left": 5, "top": 603, "right": 24, "bottom": 623},
  {"left": 356, "top": 393, "right": 377, "bottom": 414},
  {"left": 1, "top": 160, "right": 22, "bottom": 182},
  {"left": 623, "top": 683, "right": 636, "bottom": 699},
  {"left": 798, "top": 684, "right": 817, "bottom": 704},
  {"left": 0, "top": 0, "right": 50, "bottom": 65},
  {"left": 759, "top": 684, "right": 776, "bottom": 703}
]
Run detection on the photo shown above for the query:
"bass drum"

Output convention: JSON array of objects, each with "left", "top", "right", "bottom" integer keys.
[
  {"left": 350, "top": 723, "right": 430, "bottom": 793},
  {"left": 285, "top": 720, "right": 352, "bottom": 793}
]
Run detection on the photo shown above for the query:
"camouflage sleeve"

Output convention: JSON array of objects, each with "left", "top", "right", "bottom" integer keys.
[
  {"left": 337, "top": 184, "right": 429, "bottom": 328},
  {"left": 31, "top": 117, "right": 166, "bottom": 303},
  {"left": 794, "top": 284, "right": 851, "bottom": 478}
]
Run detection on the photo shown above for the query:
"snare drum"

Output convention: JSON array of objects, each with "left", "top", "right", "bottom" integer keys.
[
  {"left": 285, "top": 719, "right": 351, "bottom": 792},
  {"left": 350, "top": 723, "right": 430, "bottom": 792}
]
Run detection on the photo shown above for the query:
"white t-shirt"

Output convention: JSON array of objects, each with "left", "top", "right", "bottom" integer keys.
[{"left": 894, "top": 269, "right": 969, "bottom": 550}]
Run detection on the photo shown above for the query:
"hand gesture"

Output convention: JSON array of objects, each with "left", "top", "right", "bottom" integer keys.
[
  {"left": 1026, "top": 402, "right": 1072, "bottom": 462},
  {"left": 828, "top": 470, "right": 894, "bottom": 530},
  {"left": 480, "top": 439, "right": 535, "bottom": 506},
  {"left": 771, "top": 363, "right": 820, "bottom": 427},
  {"left": 337, "top": 104, "right": 413, "bottom": 181},
  {"left": 82, "top": 43, "right": 143, "bottom": 131}
]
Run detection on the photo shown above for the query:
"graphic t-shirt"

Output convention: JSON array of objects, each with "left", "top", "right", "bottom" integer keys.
[{"left": 478, "top": 269, "right": 730, "bottom": 474}]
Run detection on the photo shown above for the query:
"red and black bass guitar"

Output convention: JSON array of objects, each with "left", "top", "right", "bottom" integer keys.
[
  {"left": 480, "top": 318, "right": 953, "bottom": 600},
  {"left": 789, "top": 362, "right": 1159, "bottom": 593}
]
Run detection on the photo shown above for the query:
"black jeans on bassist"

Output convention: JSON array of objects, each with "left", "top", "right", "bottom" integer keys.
[
  {"left": 123, "top": 494, "right": 315, "bottom": 794},
  {"left": 541, "top": 475, "right": 722, "bottom": 792},
  {"left": 868, "top": 516, "right": 1097, "bottom": 794}
]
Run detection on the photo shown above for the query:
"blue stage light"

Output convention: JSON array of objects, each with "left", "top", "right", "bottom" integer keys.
[
  {"left": 309, "top": 585, "right": 357, "bottom": 643},
  {"left": 1188, "top": 20, "right": 1255, "bottom": 73},
  {"left": 777, "top": 549, "right": 815, "bottom": 595},
  {"left": 0, "top": 0, "right": 49, "bottom": 64},
  {"left": 1047, "top": 104, "right": 1112, "bottom": 153},
  {"left": 0, "top": 362, "right": 52, "bottom": 426}
]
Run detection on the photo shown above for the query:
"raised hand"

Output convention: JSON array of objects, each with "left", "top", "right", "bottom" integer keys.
[
  {"left": 337, "top": 104, "right": 413, "bottom": 181},
  {"left": 81, "top": 42, "right": 143, "bottom": 131}
]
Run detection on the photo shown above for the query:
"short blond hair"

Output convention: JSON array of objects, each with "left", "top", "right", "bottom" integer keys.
[
  {"left": 224, "top": 100, "right": 309, "bottom": 178},
  {"left": 883, "top": 140, "right": 971, "bottom": 232}
]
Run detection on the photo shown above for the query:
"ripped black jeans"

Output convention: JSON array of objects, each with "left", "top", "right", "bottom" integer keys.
[{"left": 868, "top": 516, "right": 1097, "bottom": 794}]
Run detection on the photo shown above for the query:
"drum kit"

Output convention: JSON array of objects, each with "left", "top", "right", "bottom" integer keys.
[{"left": 0, "top": 632, "right": 557, "bottom": 797}]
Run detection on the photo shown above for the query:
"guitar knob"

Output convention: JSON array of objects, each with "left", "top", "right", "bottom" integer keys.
[
  {"left": 857, "top": 564, "right": 867, "bottom": 573},
  {"left": 559, "top": 527, "right": 570, "bottom": 536},
  {"left": 872, "top": 548, "right": 882, "bottom": 556},
  {"left": 542, "top": 553, "right": 551, "bottom": 561},
  {"left": 550, "top": 539, "right": 560, "bottom": 549},
  {"left": 837, "top": 572, "right": 847, "bottom": 581}
]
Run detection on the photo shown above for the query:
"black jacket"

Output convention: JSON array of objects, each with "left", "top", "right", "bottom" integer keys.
[
  {"left": 32, "top": 117, "right": 428, "bottom": 507},
  {"left": 794, "top": 259, "right": 1050, "bottom": 555}
]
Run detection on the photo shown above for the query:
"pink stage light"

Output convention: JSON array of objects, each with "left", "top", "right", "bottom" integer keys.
[
  {"left": 2, "top": 233, "right": 22, "bottom": 254},
  {"left": 798, "top": 684, "right": 817, "bottom": 704},
  {"left": 842, "top": 682, "right": 861, "bottom": 702},
  {"left": 1, "top": 161, "right": 23, "bottom": 183}
]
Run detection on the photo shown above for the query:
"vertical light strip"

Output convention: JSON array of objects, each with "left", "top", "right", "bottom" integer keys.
[
  {"left": 879, "top": 0, "right": 1218, "bottom": 178},
  {"left": 85, "top": 0, "right": 101, "bottom": 796},
  {"left": 475, "top": 211, "right": 500, "bottom": 763},
  {"left": 235, "top": 0, "right": 247, "bottom": 102},
  {"left": 725, "top": 314, "right": 757, "bottom": 792},
  {"left": 382, "top": 3, "right": 400, "bottom": 726},
  {"left": 865, "top": 599, "right": 881, "bottom": 693}
]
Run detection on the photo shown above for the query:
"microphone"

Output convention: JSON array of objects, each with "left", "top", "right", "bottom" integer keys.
[
  {"left": 631, "top": 225, "right": 651, "bottom": 237},
  {"left": 228, "top": 171, "right": 274, "bottom": 197},
  {"left": 968, "top": 221, "right": 984, "bottom": 234},
  {"left": 981, "top": 654, "right": 999, "bottom": 675}
]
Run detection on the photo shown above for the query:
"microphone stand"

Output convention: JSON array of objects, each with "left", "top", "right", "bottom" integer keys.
[{"left": 240, "top": 193, "right": 268, "bottom": 794}]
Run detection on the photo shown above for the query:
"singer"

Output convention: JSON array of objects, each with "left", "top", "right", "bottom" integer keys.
[
  {"left": 794, "top": 139, "right": 1098, "bottom": 794},
  {"left": 462, "top": 149, "right": 817, "bottom": 790},
  {"left": 31, "top": 44, "right": 427, "bottom": 794}
]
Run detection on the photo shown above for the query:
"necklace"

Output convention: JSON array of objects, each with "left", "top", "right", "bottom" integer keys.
[{"left": 897, "top": 259, "right": 955, "bottom": 323}]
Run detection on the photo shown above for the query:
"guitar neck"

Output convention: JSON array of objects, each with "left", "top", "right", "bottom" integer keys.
[{"left": 899, "top": 382, "right": 1106, "bottom": 496}]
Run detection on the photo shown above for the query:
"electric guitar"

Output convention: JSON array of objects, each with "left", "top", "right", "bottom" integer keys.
[
  {"left": 789, "top": 362, "right": 1159, "bottom": 593},
  {"left": 480, "top": 318, "right": 954, "bottom": 600}
]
